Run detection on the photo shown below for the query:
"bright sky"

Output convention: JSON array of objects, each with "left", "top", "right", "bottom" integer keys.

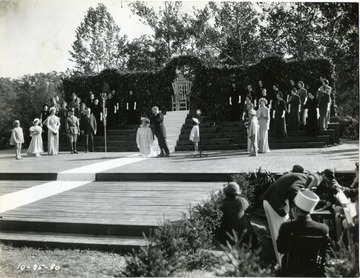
[{"left": 0, "top": 0, "right": 207, "bottom": 79}]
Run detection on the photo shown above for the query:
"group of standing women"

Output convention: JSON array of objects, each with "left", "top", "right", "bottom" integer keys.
[{"left": 243, "top": 77, "right": 332, "bottom": 156}]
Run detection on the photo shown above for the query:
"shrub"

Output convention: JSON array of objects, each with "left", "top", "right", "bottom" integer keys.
[
  {"left": 335, "top": 115, "right": 359, "bottom": 140},
  {"left": 216, "top": 231, "right": 274, "bottom": 277},
  {"left": 122, "top": 191, "right": 224, "bottom": 276},
  {"left": 326, "top": 238, "right": 359, "bottom": 277},
  {"left": 121, "top": 230, "right": 185, "bottom": 277},
  {"left": 231, "top": 168, "right": 276, "bottom": 211}
]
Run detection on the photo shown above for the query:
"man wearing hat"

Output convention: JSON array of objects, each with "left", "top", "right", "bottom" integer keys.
[
  {"left": 261, "top": 165, "right": 316, "bottom": 265},
  {"left": 277, "top": 190, "right": 329, "bottom": 275},
  {"left": 66, "top": 108, "right": 80, "bottom": 154}
]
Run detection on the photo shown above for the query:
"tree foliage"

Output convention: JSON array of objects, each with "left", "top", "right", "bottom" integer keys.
[
  {"left": 0, "top": 72, "right": 64, "bottom": 148},
  {"left": 126, "top": 35, "right": 168, "bottom": 71},
  {"left": 69, "top": 3, "right": 127, "bottom": 74},
  {"left": 129, "top": 1, "right": 196, "bottom": 59},
  {"left": 206, "top": 2, "right": 264, "bottom": 65},
  {"left": 260, "top": 2, "right": 325, "bottom": 60}
]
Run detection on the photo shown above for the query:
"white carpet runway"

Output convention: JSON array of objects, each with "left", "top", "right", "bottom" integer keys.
[{"left": 0, "top": 154, "right": 147, "bottom": 213}]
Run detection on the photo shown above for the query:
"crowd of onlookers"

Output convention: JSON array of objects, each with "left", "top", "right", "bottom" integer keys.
[{"left": 219, "top": 163, "right": 358, "bottom": 276}]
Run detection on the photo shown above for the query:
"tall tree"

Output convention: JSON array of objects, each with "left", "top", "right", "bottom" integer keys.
[
  {"left": 69, "top": 3, "right": 128, "bottom": 74},
  {"left": 129, "top": 1, "right": 194, "bottom": 60},
  {"left": 126, "top": 35, "right": 168, "bottom": 71},
  {"left": 191, "top": 2, "right": 264, "bottom": 66},
  {"left": 318, "top": 2, "right": 359, "bottom": 117},
  {"left": 260, "top": 3, "right": 325, "bottom": 60}
]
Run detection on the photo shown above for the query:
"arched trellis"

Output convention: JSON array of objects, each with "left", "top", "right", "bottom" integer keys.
[{"left": 160, "top": 55, "right": 207, "bottom": 112}]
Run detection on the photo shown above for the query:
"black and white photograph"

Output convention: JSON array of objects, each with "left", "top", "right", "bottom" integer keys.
[{"left": 0, "top": 0, "right": 359, "bottom": 277}]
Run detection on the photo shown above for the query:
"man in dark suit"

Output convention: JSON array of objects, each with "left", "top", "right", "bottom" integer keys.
[
  {"left": 261, "top": 165, "right": 316, "bottom": 265},
  {"left": 150, "top": 106, "right": 170, "bottom": 157},
  {"left": 81, "top": 108, "right": 97, "bottom": 152},
  {"left": 277, "top": 190, "right": 329, "bottom": 274}
]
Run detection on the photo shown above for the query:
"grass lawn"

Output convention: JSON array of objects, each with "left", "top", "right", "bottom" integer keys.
[
  {"left": 0, "top": 243, "right": 217, "bottom": 278},
  {"left": 0, "top": 243, "right": 126, "bottom": 278}
]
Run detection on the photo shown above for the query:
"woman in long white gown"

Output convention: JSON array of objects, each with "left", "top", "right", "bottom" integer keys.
[
  {"left": 43, "top": 107, "right": 60, "bottom": 155},
  {"left": 256, "top": 98, "right": 270, "bottom": 153},
  {"left": 136, "top": 117, "right": 154, "bottom": 157}
]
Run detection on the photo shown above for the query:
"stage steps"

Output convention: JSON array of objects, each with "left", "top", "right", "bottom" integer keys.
[
  {"left": 175, "top": 116, "right": 340, "bottom": 151},
  {"left": 0, "top": 231, "right": 146, "bottom": 252},
  {"left": 68, "top": 110, "right": 189, "bottom": 153}
]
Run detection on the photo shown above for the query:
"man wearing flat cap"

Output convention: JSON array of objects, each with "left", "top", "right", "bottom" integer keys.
[
  {"left": 277, "top": 190, "right": 329, "bottom": 275},
  {"left": 261, "top": 164, "right": 318, "bottom": 265}
]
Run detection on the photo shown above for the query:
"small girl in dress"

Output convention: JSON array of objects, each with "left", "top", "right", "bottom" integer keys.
[
  {"left": 136, "top": 117, "right": 154, "bottom": 157},
  {"left": 189, "top": 118, "right": 200, "bottom": 155},
  {"left": 27, "top": 118, "right": 44, "bottom": 157},
  {"left": 9, "top": 120, "right": 24, "bottom": 160}
]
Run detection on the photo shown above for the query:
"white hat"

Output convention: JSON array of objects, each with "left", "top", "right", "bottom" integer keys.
[
  {"left": 294, "top": 190, "right": 320, "bottom": 212},
  {"left": 192, "top": 118, "right": 199, "bottom": 124}
]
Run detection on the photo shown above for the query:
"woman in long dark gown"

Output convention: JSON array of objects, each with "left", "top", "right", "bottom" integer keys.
[
  {"left": 40, "top": 104, "right": 49, "bottom": 151},
  {"left": 288, "top": 88, "right": 301, "bottom": 134},
  {"left": 273, "top": 92, "right": 287, "bottom": 138},
  {"left": 304, "top": 92, "right": 319, "bottom": 137}
]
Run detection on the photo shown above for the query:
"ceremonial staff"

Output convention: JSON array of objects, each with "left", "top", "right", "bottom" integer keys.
[{"left": 101, "top": 93, "right": 108, "bottom": 157}]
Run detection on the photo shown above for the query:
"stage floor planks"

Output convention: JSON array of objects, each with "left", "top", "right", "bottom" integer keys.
[{"left": 1, "top": 181, "right": 223, "bottom": 226}]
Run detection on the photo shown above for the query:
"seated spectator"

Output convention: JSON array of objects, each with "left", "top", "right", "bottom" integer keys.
[
  {"left": 277, "top": 190, "right": 329, "bottom": 275},
  {"left": 219, "top": 182, "right": 259, "bottom": 248},
  {"left": 350, "top": 162, "right": 359, "bottom": 188},
  {"left": 313, "top": 168, "right": 350, "bottom": 240}
]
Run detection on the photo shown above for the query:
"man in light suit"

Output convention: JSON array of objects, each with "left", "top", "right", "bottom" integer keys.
[
  {"left": 81, "top": 108, "right": 97, "bottom": 152},
  {"left": 150, "top": 106, "right": 169, "bottom": 157}
]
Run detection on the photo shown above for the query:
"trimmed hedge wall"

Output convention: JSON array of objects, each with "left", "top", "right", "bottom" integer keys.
[{"left": 62, "top": 55, "right": 335, "bottom": 121}]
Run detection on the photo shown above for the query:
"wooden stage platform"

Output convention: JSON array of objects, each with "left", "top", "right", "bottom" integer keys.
[{"left": 0, "top": 141, "right": 358, "bottom": 251}]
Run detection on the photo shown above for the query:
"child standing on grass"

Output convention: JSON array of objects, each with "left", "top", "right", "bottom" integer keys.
[
  {"left": 9, "top": 120, "right": 24, "bottom": 160},
  {"left": 189, "top": 118, "right": 200, "bottom": 155},
  {"left": 136, "top": 117, "right": 154, "bottom": 157},
  {"left": 27, "top": 118, "right": 44, "bottom": 157}
]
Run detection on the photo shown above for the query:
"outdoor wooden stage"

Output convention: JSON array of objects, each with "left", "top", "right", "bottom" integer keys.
[{"left": 0, "top": 141, "right": 358, "bottom": 251}]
